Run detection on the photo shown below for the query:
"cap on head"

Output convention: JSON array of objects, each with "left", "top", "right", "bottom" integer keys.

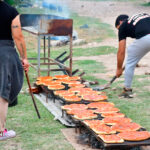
[{"left": 115, "top": 14, "right": 129, "bottom": 28}]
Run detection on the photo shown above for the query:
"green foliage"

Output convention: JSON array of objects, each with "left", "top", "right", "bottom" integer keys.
[
  {"left": 4, "top": 0, "right": 13, "bottom": 5},
  {"left": 4, "top": 0, "right": 26, "bottom": 5}
]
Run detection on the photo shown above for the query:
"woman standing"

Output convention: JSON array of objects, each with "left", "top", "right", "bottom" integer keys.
[{"left": 0, "top": 0, "right": 29, "bottom": 140}]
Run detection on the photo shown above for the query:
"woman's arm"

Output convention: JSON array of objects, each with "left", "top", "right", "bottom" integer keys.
[{"left": 11, "top": 15, "right": 29, "bottom": 72}]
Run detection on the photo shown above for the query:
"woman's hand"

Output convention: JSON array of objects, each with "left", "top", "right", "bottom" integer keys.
[{"left": 22, "top": 58, "right": 29, "bottom": 72}]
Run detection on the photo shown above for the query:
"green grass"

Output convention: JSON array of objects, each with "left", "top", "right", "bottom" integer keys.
[
  {"left": 73, "top": 46, "right": 117, "bottom": 56},
  {"left": 71, "top": 13, "right": 115, "bottom": 42},
  {"left": 0, "top": 91, "right": 73, "bottom": 150},
  {"left": 27, "top": 45, "right": 117, "bottom": 58},
  {"left": 26, "top": 45, "right": 117, "bottom": 58},
  {"left": 74, "top": 60, "right": 105, "bottom": 74}
]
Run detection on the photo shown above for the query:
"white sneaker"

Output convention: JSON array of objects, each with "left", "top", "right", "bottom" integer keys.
[{"left": 0, "top": 129, "right": 16, "bottom": 141}]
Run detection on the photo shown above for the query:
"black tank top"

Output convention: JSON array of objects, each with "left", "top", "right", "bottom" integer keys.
[
  {"left": 0, "top": 2, "right": 19, "bottom": 40},
  {"left": 118, "top": 13, "right": 150, "bottom": 41}
]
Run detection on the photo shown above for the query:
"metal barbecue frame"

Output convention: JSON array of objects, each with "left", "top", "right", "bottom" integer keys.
[{"left": 21, "top": 14, "right": 73, "bottom": 76}]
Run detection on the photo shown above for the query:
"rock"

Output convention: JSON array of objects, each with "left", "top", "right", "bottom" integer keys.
[
  {"left": 145, "top": 72, "right": 150, "bottom": 75},
  {"left": 73, "top": 39, "right": 86, "bottom": 46}
]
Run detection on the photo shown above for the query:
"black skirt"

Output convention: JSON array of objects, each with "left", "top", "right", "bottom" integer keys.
[{"left": 0, "top": 40, "right": 23, "bottom": 104}]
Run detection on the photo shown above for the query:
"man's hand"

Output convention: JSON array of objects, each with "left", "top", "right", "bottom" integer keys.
[
  {"left": 22, "top": 58, "right": 29, "bottom": 72},
  {"left": 116, "top": 68, "right": 124, "bottom": 77}
]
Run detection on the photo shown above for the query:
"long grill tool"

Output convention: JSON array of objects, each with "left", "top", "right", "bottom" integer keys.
[
  {"left": 25, "top": 71, "right": 41, "bottom": 119},
  {"left": 93, "top": 67, "right": 125, "bottom": 91}
]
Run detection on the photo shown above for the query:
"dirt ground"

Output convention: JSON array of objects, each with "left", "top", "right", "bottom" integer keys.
[
  {"left": 63, "top": 0, "right": 150, "bottom": 80},
  {"left": 61, "top": 128, "right": 99, "bottom": 150}
]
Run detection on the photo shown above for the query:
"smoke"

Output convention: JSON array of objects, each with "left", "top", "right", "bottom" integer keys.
[{"left": 34, "top": 0, "right": 70, "bottom": 18}]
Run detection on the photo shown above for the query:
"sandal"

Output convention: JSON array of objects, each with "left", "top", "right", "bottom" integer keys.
[{"left": 119, "top": 88, "right": 134, "bottom": 98}]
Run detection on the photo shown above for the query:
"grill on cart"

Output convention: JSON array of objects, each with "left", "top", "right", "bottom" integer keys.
[{"left": 33, "top": 77, "right": 150, "bottom": 150}]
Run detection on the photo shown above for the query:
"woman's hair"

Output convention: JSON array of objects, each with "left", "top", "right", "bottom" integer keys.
[{"left": 115, "top": 14, "right": 129, "bottom": 28}]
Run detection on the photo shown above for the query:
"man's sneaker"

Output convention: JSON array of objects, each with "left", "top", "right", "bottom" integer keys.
[
  {"left": 0, "top": 129, "right": 16, "bottom": 141},
  {"left": 119, "top": 88, "right": 134, "bottom": 98}
]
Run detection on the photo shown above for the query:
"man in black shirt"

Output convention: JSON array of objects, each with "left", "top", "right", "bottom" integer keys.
[
  {"left": 0, "top": 0, "right": 29, "bottom": 140},
  {"left": 115, "top": 13, "right": 150, "bottom": 98}
]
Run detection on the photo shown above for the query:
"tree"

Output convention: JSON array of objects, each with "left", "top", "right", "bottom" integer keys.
[{"left": 4, "top": 0, "right": 25, "bottom": 5}]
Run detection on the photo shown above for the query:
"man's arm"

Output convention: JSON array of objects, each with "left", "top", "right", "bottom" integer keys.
[
  {"left": 11, "top": 15, "right": 29, "bottom": 72},
  {"left": 116, "top": 39, "right": 126, "bottom": 77}
]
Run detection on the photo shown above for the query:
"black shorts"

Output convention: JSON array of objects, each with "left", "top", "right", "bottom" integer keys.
[{"left": 0, "top": 40, "right": 23, "bottom": 104}]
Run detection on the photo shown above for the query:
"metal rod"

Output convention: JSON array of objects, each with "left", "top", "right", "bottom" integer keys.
[
  {"left": 37, "top": 36, "right": 41, "bottom": 76},
  {"left": 61, "top": 55, "right": 70, "bottom": 63},
  {"left": 55, "top": 51, "right": 67, "bottom": 60},
  {"left": 43, "top": 36, "right": 46, "bottom": 63},
  {"left": 25, "top": 71, "right": 41, "bottom": 119},
  {"left": 31, "top": 63, "right": 56, "bottom": 65},
  {"left": 69, "top": 35, "right": 73, "bottom": 76},
  {"left": 29, "top": 63, "right": 38, "bottom": 69},
  {"left": 49, "top": 58, "right": 70, "bottom": 70},
  {"left": 72, "top": 69, "right": 79, "bottom": 75},
  {"left": 40, "top": 68, "right": 68, "bottom": 72},
  {"left": 48, "top": 36, "right": 50, "bottom": 76},
  {"left": 79, "top": 72, "right": 85, "bottom": 77}
]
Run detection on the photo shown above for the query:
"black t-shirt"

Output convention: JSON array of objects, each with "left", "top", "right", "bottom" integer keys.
[
  {"left": 0, "top": 1, "right": 19, "bottom": 40},
  {"left": 118, "top": 13, "right": 150, "bottom": 41}
]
